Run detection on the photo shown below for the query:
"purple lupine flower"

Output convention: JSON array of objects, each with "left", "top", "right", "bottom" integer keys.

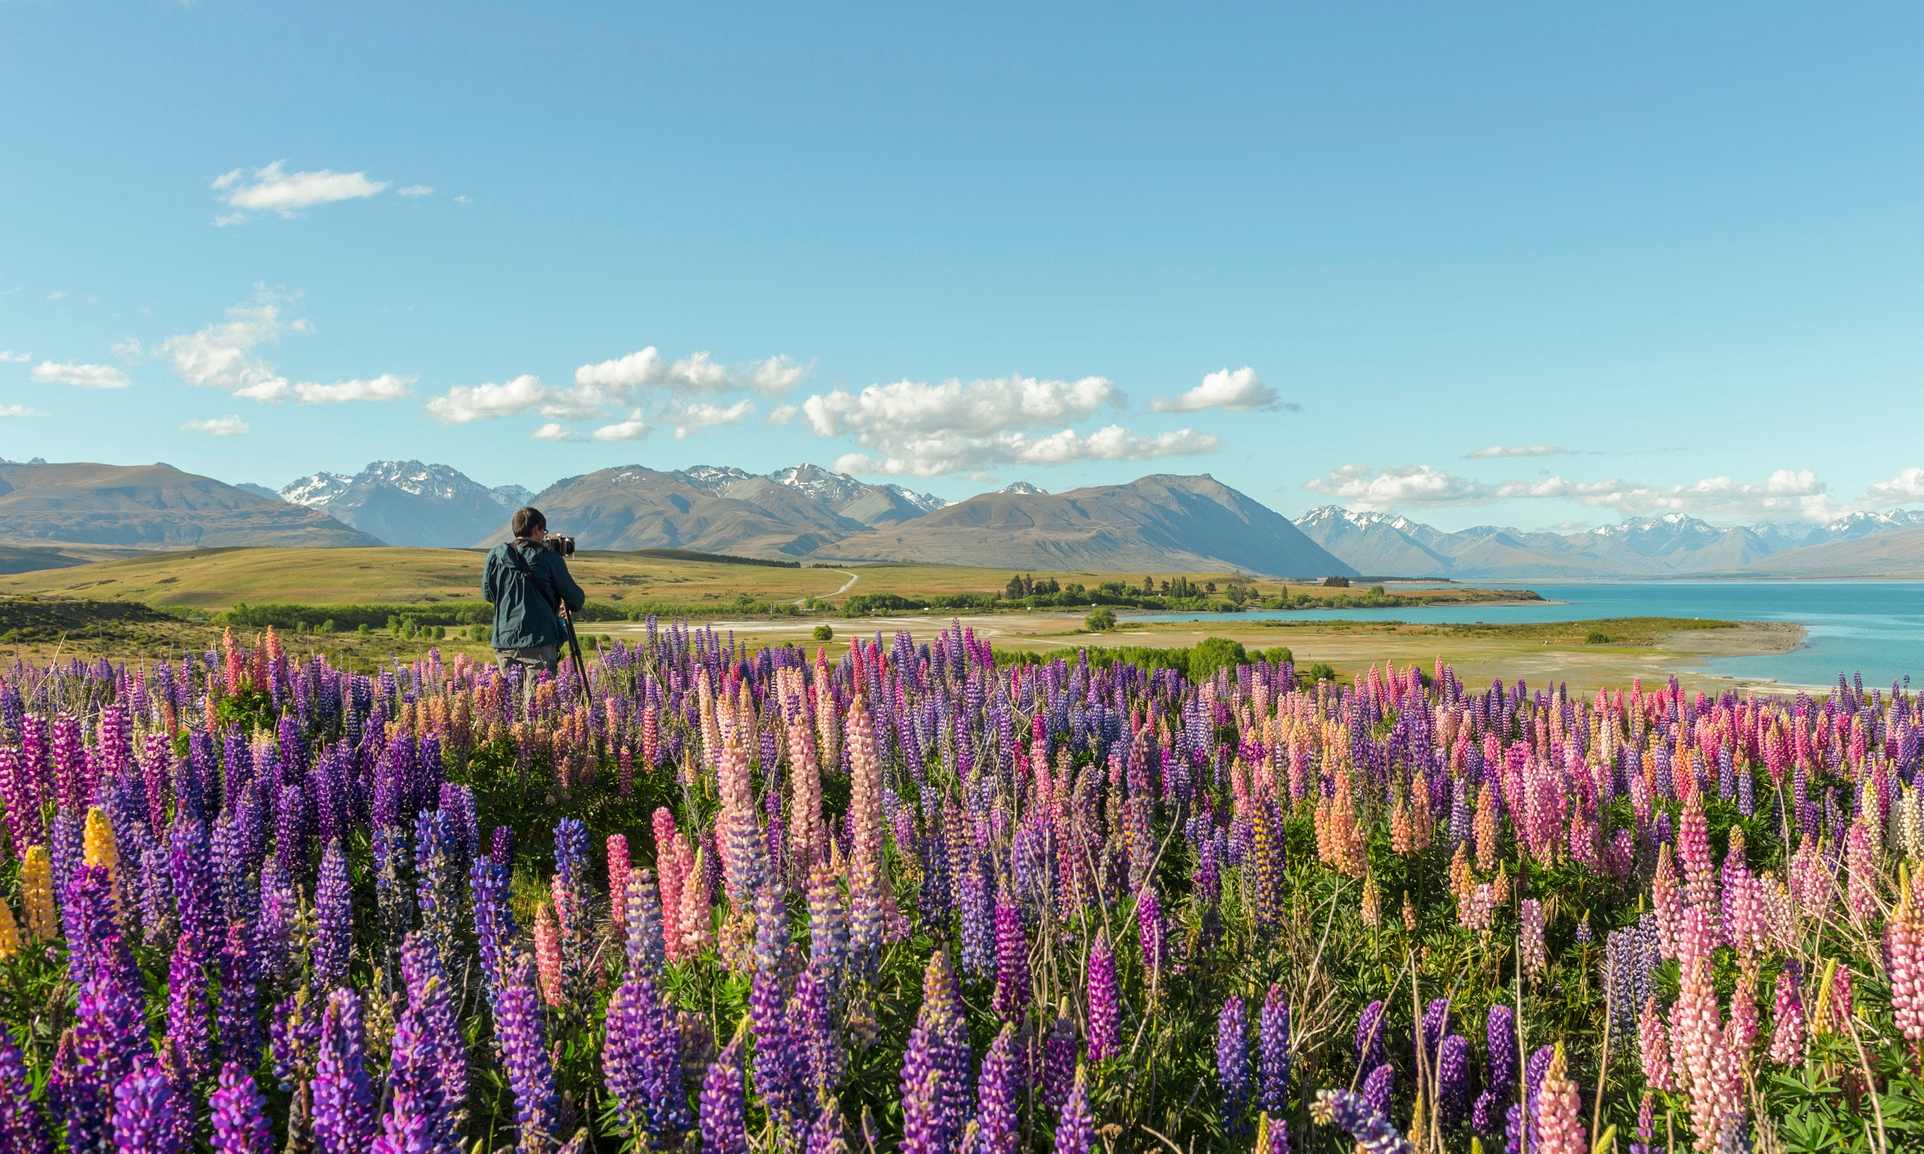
[
  {"left": 900, "top": 950, "right": 972, "bottom": 1154},
  {"left": 0, "top": 1026, "right": 54, "bottom": 1154},
  {"left": 976, "top": 1024, "right": 1022, "bottom": 1154},
  {"left": 375, "top": 947, "right": 459, "bottom": 1154},
  {"left": 1355, "top": 1000, "right": 1386, "bottom": 1074},
  {"left": 700, "top": 1035, "right": 749, "bottom": 1154},
  {"left": 275, "top": 783, "right": 308, "bottom": 880},
  {"left": 313, "top": 839, "right": 351, "bottom": 992},
  {"left": 1054, "top": 1068, "right": 1095, "bottom": 1154},
  {"left": 791, "top": 967, "right": 841, "bottom": 1100},
  {"left": 218, "top": 917, "right": 263, "bottom": 1072},
  {"left": 1437, "top": 1034, "right": 1470, "bottom": 1124},
  {"left": 606, "top": 973, "right": 690, "bottom": 1141},
  {"left": 1311, "top": 1089, "right": 1415, "bottom": 1154},
  {"left": 805, "top": 1103, "right": 848, "bottom": 1154},
  {"left": 958, "top": 867, "right": 992, "bottom": 977},
  {"left": 624, "top": 867, "right": 667, "bottom": 980},
  {"left": 1085, "top": 932, "right": 1120, "bottom": 1063},
  {"left": 111, "top": 1055, "right": 186, "bottom": 1154},
  {"left": 1362, "top": 1063, "right": 1394, "bottom": 1121},
  {"left": 400, "top": 933, "right": 468, "bottom": 1128},
  {"left": 165, "top": 932, "right": 212, "bottom": 1087},
  {"left": 1506, "top": 1045, "right": 1555, "bottom": 1154},
  {"left": 1042, "top": 1007, "right": 1078, "bottom": 1117},
  {"left": 1258, "top": 984, "right": 1291, "bottom": 1116},
  {"left": 313, "top": 988, "right": 377, "bottom": 1154},
  {"left": 413, "top": 807, "right": 461, "bottom": 964},
  {"left": 1137, "top": 883, "right": 1166, "bottom": 985},
  {"left": 1473, "top": 1005, "right": 1517, "bottom": 1134},
  {"left": 992, "top": 891, "right": 1029, "bottom": 1022},
  {"left": 496, "top": 955, "right": 562, "bottom": 1150},
  {"left": 269, "top": 994, "right": 321, "bottom": 1092},
  {"left": 469, "top": 850, "right": 515, "bottom": 1001},
  {"left": 1630, "top": 1090, "right": 1655, "bottom": 1154},
  {"left": 752, "top": 964, "right": 807, "bottom": 1132},
  {"left": 209, "top": 1061, "right": 273, "bottom": 1154},
  {"left": 1419, "top": 997, "right": 1450, "bottom": 1071},
  {"left": 1217, "top": 993, "right": 1251, "bottom": 1136}
]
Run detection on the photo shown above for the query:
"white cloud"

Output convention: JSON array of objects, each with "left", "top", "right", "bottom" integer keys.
[
  {"left": 212, "top": 161, "right": 388, "bottom": 223},
  {"left": 294, "top": 373, "right": 416, "bottom": 404},
  {"left": 1305, "top": 463, "right": 1845, "bottom": 521},
  {"left": 182, "top": 415, "right": 250, "bottom": 436},
  {"left": 799, "top": 373, "right": 1167, "bottom": 475},
  {"left": 158, "top": 290, "right": 305, "bottom": 401},
  {"left": 0, "top": 350, "right": 28, "bottom": 363},
  {"left": 33, "top": 361, "right": 131, "bottom": 389},
  {"left": 454, "top": 195, "right": 473, "bottom": 204},
  {"left": 749, "top": 354, "right": 812, "bottom": 396},
  {"left": 110, "top": 337, "right": 142, "bottom": 362},
  {"left": 397, "top": 185, "right": 434, "bottom": 197},
  {"left": 0, "top": 405, "right": 46, "bottom": 418},
  {"left": 530, "top": 423, "right": 575, "bottom": 441},
  {"left": 573, "top": 346, "right": 734, "bottom": 397},
  {"left": 1863, "top": 468, "right": 1924, "bottom": 504},
  {"left": 1467, "top": 444, "right": 1574, "bottom": 459},
  {"left": 424, "top": 375, "right": 551, "bottom": 424},
  {"left": 767, "top": 403, "right": 799, "bottom": 425},
  {"left": 1150, "top": 366, "right": 1279, "bottom": 413},
  {"left": 668, "top": 398, "right": 754, "bottom": 439},
  {"left": 592, "top": 412, "right": 650, "bottom": 442}
]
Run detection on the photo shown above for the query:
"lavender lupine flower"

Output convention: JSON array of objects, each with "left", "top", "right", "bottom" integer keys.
[
  {"left": 1042, "top": 1006, "right": 1078, "bottom": 1117},
  {"left": 400, "top": 934, "right": 468, "bottom": 1129},
  {"left": 700, "top": 1036, "right": 749, "bottom": 1154},
  {"left": 624, "top": 868, "right": 667, "bottom": 980},
  {"left": 1355, "top": 1000, "right": 1387, "bottom": 1074},
  {"left": 1054, "top": 1067, "right": 1095, "bottom": 1154},
  {"left": 218, "top": 917, "right": 263, "bottom": 1072},
  {"left": 1630, "top": 1091, "right": 1656, "bottom": 1154},
  {"left": 1419, "top": 997, "right": 1450, "bottom": 1071},
  {"left": 606, "top": 972, "right": 691, "bottom": 1141},
  {"left": 1311, "top": 1089, "right": 1416, "bottom": 1154},
  {"left": 1437, "top": 1035, "right": 1471, "bottom": 1125},
  {"left": 496, "top": 955, "right": 562, "bottom": 1151},
  {"left": 375, "top": 952, "right": 460, "bottom": 1154},
  {"left": 1137, "top": 883, "right": 1167, "bottom": 987},
  {"left": 313, "top": 840, "right": 351, "bottom": 992},
  {"left": 1259, "top": 985, "right": 1292, "bottom": 1116},
  {"left": 209, "top": 1062, "right": 273, "bottom": 1154},
  {"left": 1362, "top": 1064, "right": 1394, "bottom": 1121},
  {"left": 1218, "top": 993, "right": 1251, "bottom": 1136},
  {"left": 1085, "top": 933, "right": 1120, "bottom": 1063},
  {"left": 753, "top": 964, "right": 807, "bottom": 1133},
  {"left": 313, "top": 988, "right": 377, "bottom": 1154},
  {"left": 413, "top": 808, "right": 461, "bottom": 964},
  {"left": 992, "top": 891, "right": 1029, "bottom": 1022},
  {"left": 806, "top": 1102, "right": 848, "bottom": 1154},
  {"left": 111, "top": 1055, "right": 186, "bottom": 1154},
  {"left": 790, "top": 967, "right": 841, "bottom": 1100},
  {"left": 469, "top": 850, "right": 516, "bottom": 1001},
  {"left": 170, "top": 818, "right": 217, "bottom": 949},
  {"left": 900, "top": 950, "right": 972, "bottom": 1154},
  {"left": 959, "top": 868, "right": 992, "bottom": 977},
  {"left": 1473, "top": 1005, "right": 1518, "bottom": 1135},
  {"left": 0, "top": 1027, "right": 51, "bottom": 1154},
  {"left": 975, "top": 1024, "right": 1022, "bottom": 1154}
]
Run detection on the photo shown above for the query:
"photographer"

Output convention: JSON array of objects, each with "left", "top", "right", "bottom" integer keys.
[{"left": 483, "top": 506, "right": 586, "bottom": 675}]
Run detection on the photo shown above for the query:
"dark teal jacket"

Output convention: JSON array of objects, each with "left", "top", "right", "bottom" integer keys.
[{"left": 482, "top": 539, "right": 586, "bottom": 649}]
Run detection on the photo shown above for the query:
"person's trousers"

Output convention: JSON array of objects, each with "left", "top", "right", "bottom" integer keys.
[{"left": 494, "top": 644, "right": 560, "bottom": 676}]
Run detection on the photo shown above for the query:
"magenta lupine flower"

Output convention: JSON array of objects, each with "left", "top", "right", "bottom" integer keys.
[
  {"left": 1085, "top": 933, "right": 1120, "bottom": 1063},
  {"left": 1311, "top": 1089, "right": 1415, "bottom": 1154},
  {"left": 975, "top": 1024, "right": 1022, "bottom": 1154},
  {"left": 496, "top": 955, "right": 562, "bottom": 1149},
  {"left": 0, "top": 1026, "right": 54, "bottom": 1154},
  {"left": 312, "top": 839, "right": 351, "bottom": 992},
  {"left": 992, "top": 891, "right": 1029, "bottom": 1021},
  {"left": 1054, "top": 1067, "right": 1095, "bottom": 1154},
  {"left": 1769, "top": 961, "right": 1807, "bottom": 1066},
  {"left": 313, "top": 988, "right": 377, "bottom": 1154},
  {"left": 806, "top": 1103, "right": 847, "bottom": 1154},
  {"left": 209, "top": 1061, "right": 273, "bottom": 1154},
  {"left": 1630, "top": 1090, "right": 1656, "bottom": 1154},
  {"left": 111, "top": 1055, "right": 185, "bottom": 1154},
  {"left": 1258, "top": 984, "right": 1291, "bottom": 1116},
  {"left": 700, "top": 1035, "right": 749, "bottom": 1154},
  {"left": 1217, "top": 993, "right": 1251, "bottom": 1135},
  {"left": 1137, "top": 883, "right": 1167, "bottom": 986}
]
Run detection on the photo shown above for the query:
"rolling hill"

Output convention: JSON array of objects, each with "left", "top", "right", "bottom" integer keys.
[
  {"left": 0, "top": 462, "right": 382, "bottom": 550},
  {"left": 824, "top": 474, "right": 1356, "bottom": 576}
]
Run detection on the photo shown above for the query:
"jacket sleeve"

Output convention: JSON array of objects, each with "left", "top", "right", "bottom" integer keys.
[
  {"left": 551, "top": 556, "right": 587, "bottom": 612},
  {"left": 482, "top": 547, "right": 500, "bottom": 602}
]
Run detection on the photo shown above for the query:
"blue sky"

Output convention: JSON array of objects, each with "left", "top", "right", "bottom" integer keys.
[{"left": 4, "top": 3, "right": 1923, "bottom": 529}]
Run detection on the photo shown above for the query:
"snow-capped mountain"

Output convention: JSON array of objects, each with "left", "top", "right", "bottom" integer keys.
[
  {"left": 999, "top": 481, "right": 1046, "bottom": 495},
  {"left": 682, "top": 463, "right": 949, "bottom": 527},
  {"left": 277, "top": 461, "right": 534, "bottom": 548},
  {"left": 1294, "top": 504, "right": 1924, "bottom": 579}
]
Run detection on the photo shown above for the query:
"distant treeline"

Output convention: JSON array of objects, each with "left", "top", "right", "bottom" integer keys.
[
  {"left": 994, "top": 637, "right": 1336, "bottom": 687},
  {"left": 625, "top": 549, "right": 800, "bottom": 568},
  {"left": 219, "top": 597, "right": 801, "bottom": 633}
]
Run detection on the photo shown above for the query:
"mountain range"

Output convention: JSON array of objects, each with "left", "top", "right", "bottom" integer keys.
[{"left": 1291, "top": 506, "right": 1924, "bottom": 579}]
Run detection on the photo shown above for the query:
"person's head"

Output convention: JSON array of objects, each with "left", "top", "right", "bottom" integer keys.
[{"left": 511, "top": 507, "right": 547, "bottom": 541}]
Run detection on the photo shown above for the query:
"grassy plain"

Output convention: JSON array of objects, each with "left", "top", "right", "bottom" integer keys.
[{"left": 0, "top": 546, "right": 1812, "bottom": 690}]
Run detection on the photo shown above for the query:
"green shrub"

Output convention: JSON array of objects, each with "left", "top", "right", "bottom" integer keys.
[
  {"left": 812, "top": 624, "right": 834, "bottom": 642},
  {"left": 1187, "top": 637, "right": 1247, "bottom": 682},
  {"left": 1084, "top": 607, "right": 1117, "bottom": 632},
  {"left": 1585, "top": 630, "right": 1609, "bottom": 645},
  {"left": 1297, "top": 660, "right": 1339, "bottom": 687}
]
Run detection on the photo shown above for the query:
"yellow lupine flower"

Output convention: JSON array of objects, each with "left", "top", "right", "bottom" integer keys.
[
  {"left": 20, "top": 845, "right": 56, "bottom": 941},
  {"left": 0, "top": 898, "right": 18, "bottom": 960},
  {"left": 83, "top": 806, "right": 117, "bottom": 874}
]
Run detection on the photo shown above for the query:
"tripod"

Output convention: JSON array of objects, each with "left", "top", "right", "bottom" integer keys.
[{"left": 558, "top": 606, "right": 593, "bottom": 705}]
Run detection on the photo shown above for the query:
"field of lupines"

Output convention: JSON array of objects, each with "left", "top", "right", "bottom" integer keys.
[{"left": 0, "top": 621, "right": 1918, "bottom": 1154}]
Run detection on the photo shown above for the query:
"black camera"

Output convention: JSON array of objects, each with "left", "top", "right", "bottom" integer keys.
[{"left": 544, "top": 535, "right": 576, "bottom": 557}]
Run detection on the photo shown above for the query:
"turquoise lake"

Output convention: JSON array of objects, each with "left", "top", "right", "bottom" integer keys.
[{"left": 1131, "top": 582, "right": 1924, "bottom": 690}]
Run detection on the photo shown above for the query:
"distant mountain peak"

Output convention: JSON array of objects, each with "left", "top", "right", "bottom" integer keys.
[{"left": 999, "top": 481, "right": 1046, "bottom": 495}]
